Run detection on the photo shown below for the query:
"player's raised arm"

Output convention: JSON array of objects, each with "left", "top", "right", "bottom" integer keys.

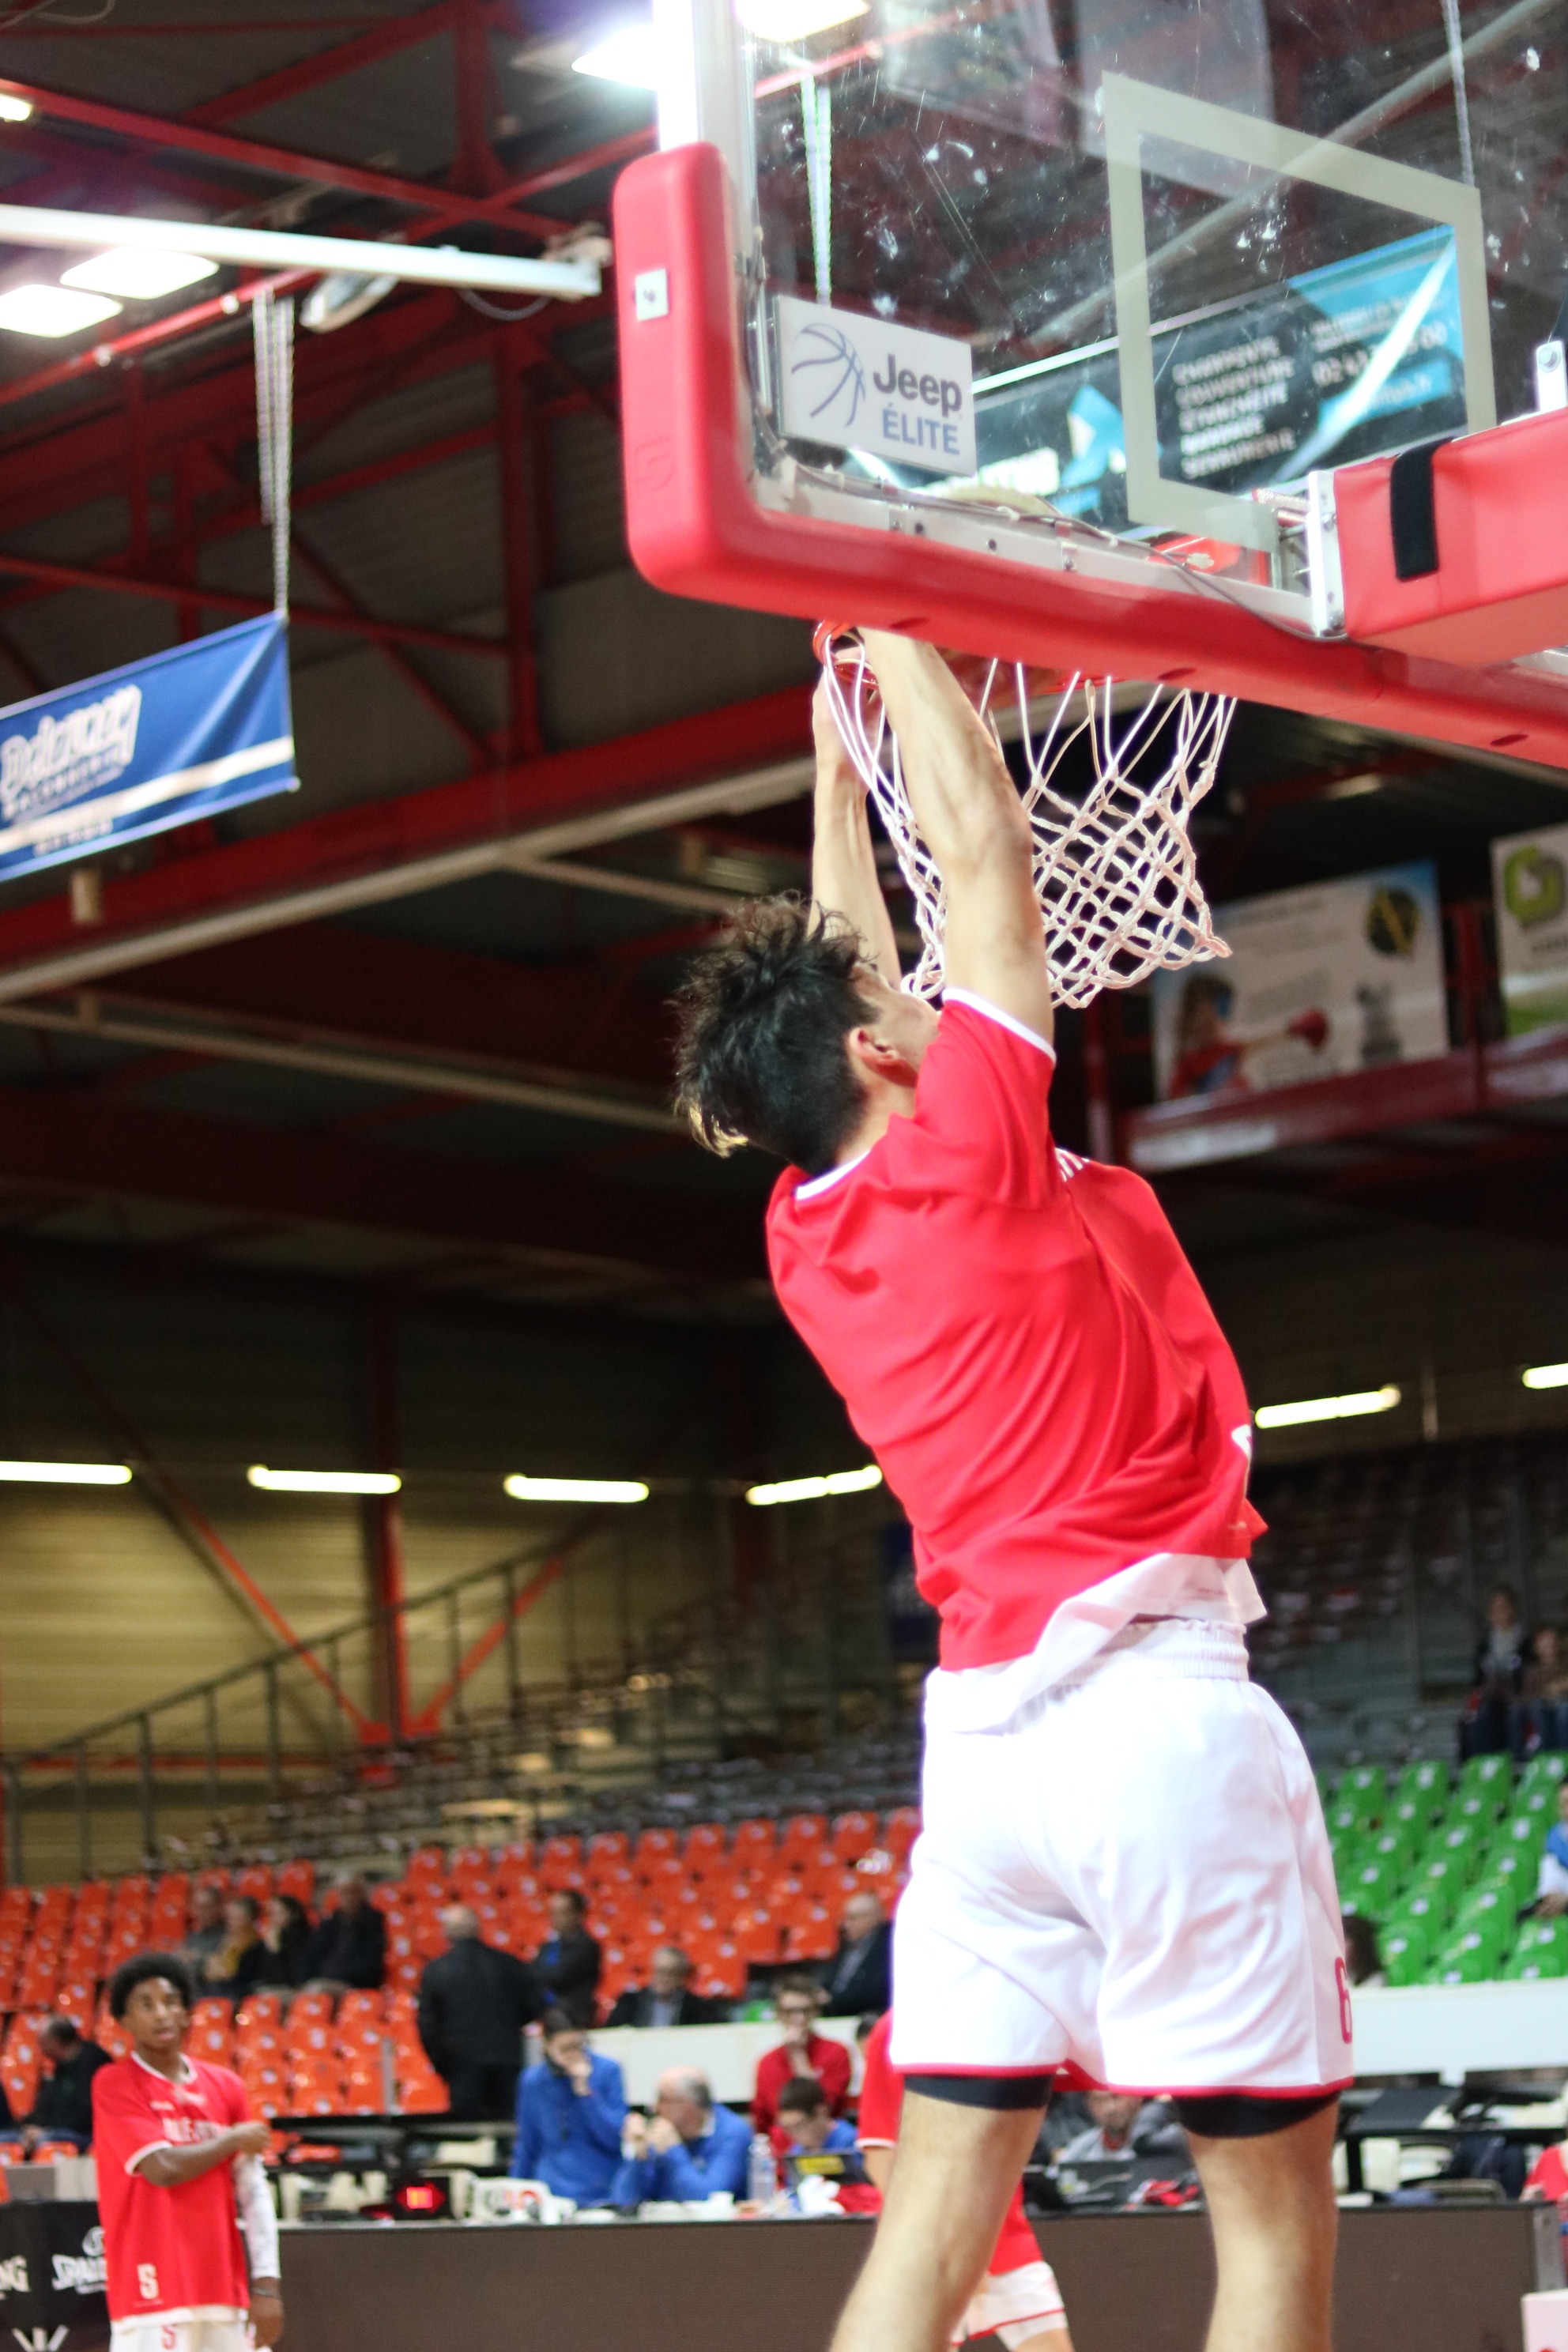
[
  {"left": 810, "top": 673, "right": 902, "bottom": 989},
  {"left": 861, "top": 631, "right": 1053, "bottom": 1046}
]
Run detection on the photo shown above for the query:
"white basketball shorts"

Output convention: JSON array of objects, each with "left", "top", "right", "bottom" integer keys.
[
  {"left": 110, "top": 2310, "right": 252, "bottom": 2352},
  {"left": 957, "top": 2260, "right": 1067, "bottom": 2347},
  {"left": 891, "top": 1619, "right": 1352, "bottom": 2095}
]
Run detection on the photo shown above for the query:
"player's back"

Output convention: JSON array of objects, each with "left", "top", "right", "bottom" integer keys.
[{"left": 767, "top": 995, "right": 1258, "bottom": 1670}]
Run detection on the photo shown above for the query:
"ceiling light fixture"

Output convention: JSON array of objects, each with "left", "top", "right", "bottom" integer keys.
[
  {"left": 504, "top": 1474, "right": 650, "bottom": 1503},
  {"left": 62, "top": 247, "right": 217, "bottom": 300},
  {"left": 247, "top": 1466, "right": 402, "bottom": 1495},
  {"left": 736, "top": 0, "right": 869, "bottom": 38},
  {"left": 0, "top": 1459, "right": 131, "bottom": 1485},
  {"left": 571, "top": 23, "right": 661, "bottom": 85},
  {"left": 1254, "top": 1385, "right": 1401, "bottom": 1430},
  {"left": 746, "top": 1464, "right": 884, "bottom": 1506},
  {"left": 0, "top": 96, "right": 32, "bottom": 124},
  {"left": 1522, "top": 1363, "right": 1568, "bottom": 1391},
  {"left": 0, "top": 284, "right": 120, "bottom": 339}
]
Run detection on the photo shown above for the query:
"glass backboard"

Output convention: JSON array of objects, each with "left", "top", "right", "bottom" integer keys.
[{"left": 621, "top": 0, "right": 1568, "bottom": 756}]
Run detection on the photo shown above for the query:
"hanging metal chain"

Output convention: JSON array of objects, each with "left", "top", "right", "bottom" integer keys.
[{"left": 253, "top": 285, "right": 295, "bottom": 615}]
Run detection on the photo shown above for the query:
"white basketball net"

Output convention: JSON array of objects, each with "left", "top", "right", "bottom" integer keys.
[{"left": 816, "top": 628, "right": 1235, "bottom": 1010}]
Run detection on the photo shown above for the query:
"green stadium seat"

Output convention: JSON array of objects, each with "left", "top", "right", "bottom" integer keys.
[
  {"left": 1435, "top": 1931, "right": 1501, "bottom": 1984},
  {"left": 1516, "top": 1784, "right": 1558, "bottom": 1822},
  {"left": 1433, "top": 1822, "right": 1483, "bottom": 1879},
  {"left": 1379, "top": 1929, "right": 1430, "bottom": 1988},
  {"left": 1414, "top": 1853, "right": 1466, "bottom": 1910},
  {"left": 1366, "top": 1824, "right": 1417, "bottom": 1879},
  {"left": 1505, "top": 1919, "right": 1568, "bottom": 1981},
  {"left": 1327, "top": 1800, "right": 1372, "bottom": 1842},
  {"left": 1396, "top": 1758, "right": 1450, "bottom": 1808},
  {"left": 1338, "top": 1764, "right": 1387, "bottom": 1811},
  {"left": 1461, "top": 1754, "right": 1515, "bottom": 1802},
  {"left": 1519, "top": 1755, "right": 1566, "bottom": 1792},
  {"left": 1449, "top": 1787, "right": 1501, "bottom": 1826},
  {"left": 1344, "top": 1856, "right": 1396, "bottom": 1914},
  {"left": 1487, "top": 1845, "right": 1536, "bottom": 1902}
]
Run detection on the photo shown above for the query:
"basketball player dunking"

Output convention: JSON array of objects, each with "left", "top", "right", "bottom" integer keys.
[{"left": 674, "top": 631, "right": 1349, "bottom": 2352}]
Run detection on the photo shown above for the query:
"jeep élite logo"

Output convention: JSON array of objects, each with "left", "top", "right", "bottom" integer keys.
[{"left": 776, "top": 296, "right": 976, "bottom": 478}]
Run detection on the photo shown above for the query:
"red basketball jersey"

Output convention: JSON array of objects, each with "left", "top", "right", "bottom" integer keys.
[
  {"left": 767, "top": 994, "right": 1261, "bottom": 1670},
  {"left": 92, "top": 2053, "right": 252, "bottom": 2321},
  {"left": 857, "top": 2013, "right": 1040, "bottom": 2273}
]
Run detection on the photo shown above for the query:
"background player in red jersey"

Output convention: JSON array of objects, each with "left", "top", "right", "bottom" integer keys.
[
  {"left": 92, "top": 1954, "right": 283, "bottom": 2352},
  {"left": 674, "top": 633, "right": 1348, "bottom": 2352},
  {"left": 857, "top": 2014, "right": 1071, "bottom": 2352}
]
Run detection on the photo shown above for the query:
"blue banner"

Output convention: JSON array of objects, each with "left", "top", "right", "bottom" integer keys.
[{"left": 0, "top": 614, "right": 297, "bottom": 884}]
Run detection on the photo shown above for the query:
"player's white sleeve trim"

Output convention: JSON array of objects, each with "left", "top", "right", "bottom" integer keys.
[
  {"left": 125, "top": 2138, "right": 175, "bottom": 2177},
  {"left": 233, "top": 2153, "right": 280, "bottom": 2280},
  {"left": 943, "top": 989, "right": 1056, "bottom": 1060}
]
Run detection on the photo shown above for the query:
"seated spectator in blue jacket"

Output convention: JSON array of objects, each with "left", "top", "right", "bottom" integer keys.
[
  {"left": 611, "top": 2066, "right": 752, "bottom": 2206},
  {"left": 511, "top": 2010, "right": 626, "bottom": 2207},
  {"left": 775, "top": 2075, "right": 861, "bottom": 2167}
]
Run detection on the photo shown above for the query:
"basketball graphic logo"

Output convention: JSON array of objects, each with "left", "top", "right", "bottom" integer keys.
[{"left": 790, "top": 321, "right": 868, "bottom": 431}]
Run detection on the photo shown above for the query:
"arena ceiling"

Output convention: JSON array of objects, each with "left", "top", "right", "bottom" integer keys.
[{"left": 0, "top": 0, "right": 1563, "bottom": 1320}]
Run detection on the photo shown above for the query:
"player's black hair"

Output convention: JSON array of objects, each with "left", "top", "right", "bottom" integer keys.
[
  {"left": 671, "top": 895, "right": 874, "bottom": 1175},
  {"left": 109, "top": 1951, "right": 195, "bottom": 2020},
  {"left": 551, "top": 1886, "right": 586, "bottom": 1918},
  {"left": 539, "top": 2007, "right": 580, "bottom": 2041}
]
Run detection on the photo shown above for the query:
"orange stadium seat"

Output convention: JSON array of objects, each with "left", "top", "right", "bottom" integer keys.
[
  {"left": 277, "top": 1860, "right": 315, "bottom": 1905},
  {"left": 189, "top": 2000, "right": 236, "bottom": 2065}
]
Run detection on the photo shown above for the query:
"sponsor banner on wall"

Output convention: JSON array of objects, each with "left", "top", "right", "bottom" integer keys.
[
  {"left": 1492, "top": 820, "right": 1568, "bottom": 1035},
  {"left": 1151, "top": 861, "right": 1447, "bottom": 1102},
  {"left": 0, "top": 614, "right": 297, "bottom": 885}
]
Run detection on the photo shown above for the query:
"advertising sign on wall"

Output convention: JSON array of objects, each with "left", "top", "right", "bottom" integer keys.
[
  {"left": 1151, "top": 861, "right": 1448, "bottom": 1102},
  {"left": 1492, "top": 820, "right": 1568, "bottom": 1035},
  {"left": 0, "top": 614, "right": 297, "bottom": 886}
]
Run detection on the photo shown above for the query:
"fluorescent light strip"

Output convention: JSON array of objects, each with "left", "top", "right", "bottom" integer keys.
[
  {"left": 1523, "top": 1363, "right": 1568, "bottom": 1391},
  {"left": 0, "top": 1459, "right": 131, "bottom": 1485},
  {"left": 247, "top": 1465, "right": 401, "bottom": 1495},
  {"left": 504, "top": 1475, "right": 649, "bottom": 1503},
  {"left": 571, "top": 24, "right": 661, "bottom": 85},
  {"left": 746, "top": 1465, "right": 884, "bottom": 1506},
  {"left": 1254, "top": 1385, "right": 1401, "bottom": 1431},
  {"left": 0, "top": 285, "right": 120, "bottom": 338},
  {"left": 63, "top": 247, "right": 218, "bottom": 300}
]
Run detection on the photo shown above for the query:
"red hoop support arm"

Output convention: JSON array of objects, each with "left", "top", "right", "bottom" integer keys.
[{"left": 612, "top": 141, "right": 1568, "bottom": 771}]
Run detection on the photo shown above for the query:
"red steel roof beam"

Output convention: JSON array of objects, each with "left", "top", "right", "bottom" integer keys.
[{"left": 0, "top": 73, "right": 567, "bottom": 239}]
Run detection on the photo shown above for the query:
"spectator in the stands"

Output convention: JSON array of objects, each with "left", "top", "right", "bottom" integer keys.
[
  {"left": 531, "top": 1890, "right": 601, "bottom": 2027},
  {"left": 605, "top": 1946, "right": 726, "bottom": 2029},
  {"left": 21, "top": 2015, "right": 111, "bottom": 2150},
  {"left": 1054, "top": 2092, "right": 1186, "bottom": 2165},
  {"left": 301, "top": 1871, "right": 386, "bottom": 1992},
  {"left": 511, "top": 2009, "right": 625, "bottom": 2206},
  {"left": 201, "top": 1898, "right": 266, "bottom": 2001},
  {"left": 775, "top": 2075, "right": 859, "bottom": 2161},
  {"left": 1513, "top": 1625, "right": 1568, "bottom": 1761},
  {"left": 817, "top": 1890, "right": 891, "bottom": 2016},
  {"left": 1535, "top": 1779, "right": 1568, "bottom": 1917},
  {"left": 1461, "top": 1585, "right": 1528, "bottom": 1758},
  {"left": 416, "top": 1904, "right": 541, "bottom": 2120},
  {"left": 252, "top": 1894, "right": 312, "bottom": 1992},
  {"left": 752, "top": 1975, "right": 850, "bottom": 2137},
  {"left": 612, "top": 2065, "right": 751, "bottom": 2205},
  {"left": 179, "top": 1884, "right": 226, "bottom": 1972},
  {"left": 1342, "top": 1914, "right": 1385, "bottom": 1988}
]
